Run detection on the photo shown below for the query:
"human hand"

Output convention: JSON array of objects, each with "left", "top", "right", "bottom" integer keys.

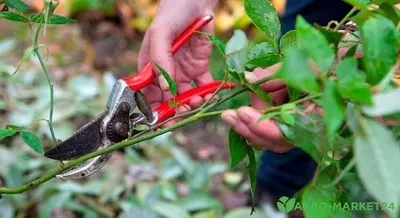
[
  {"left": 138, "top": 0, "right": 219, "bottom": 111},
  {"left": 221, "top": 65, "right": 294, "bottom": 153}
]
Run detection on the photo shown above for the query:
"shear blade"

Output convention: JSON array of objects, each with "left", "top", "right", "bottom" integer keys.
[{"left": 44, "top": 112, "right": 107, "bottom": 160}]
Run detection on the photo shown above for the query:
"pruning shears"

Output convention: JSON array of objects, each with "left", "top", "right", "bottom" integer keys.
[{"left": 44, "top": 15, "right": 236, "bottom": 180}]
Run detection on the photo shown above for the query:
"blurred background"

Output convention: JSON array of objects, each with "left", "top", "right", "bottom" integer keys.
[{"left": 0, "top": 0, "right": 287, "bottom": 217}]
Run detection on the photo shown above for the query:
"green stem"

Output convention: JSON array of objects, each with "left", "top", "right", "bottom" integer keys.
[
  {"left": 34, "top": 49, "right": 56, "bottom": 144},
  {"left": 33, "top": 18, "right": 56, "bottom": 143},
  {"left": 334, "top": 7, "right": 357, "bottom": 31},
  {"left": 0, "top": 111, "right": 218, "bottom": 194},
  {"left": 325, "top": 158, "right": 356, "bottom": 187},
  {"left": 0, "top": 72, "right": 321, "bottom": 194}
]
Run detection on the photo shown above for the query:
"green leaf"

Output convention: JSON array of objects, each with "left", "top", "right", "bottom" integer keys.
[
  {"left": 246, "top": 147, "right": 257, "bottom": 214},
  {"left": 5, "top": 125, "right": 24, "bottom": 131},
  {"left": 0, "top": 11, "right": 29, "bottom": 22},
  {"left": 257, "top": 111, "right": 281, "bottom": 123},
  {"left": 336, "top": 58, "right": 372, "bottom": 104},
  {"left": 13, "top": 46, "right": 34, "bottom": 75},
  {"left": 5, "top": 0, "right": 29, "bottom": 12},
  {"left": 0, "top": 129, "right": 16, "bottom": 140},
  {"left": 197, "top": 32, "right": 225, "bottom": 55},
  {"left": 30, "top": 14, "right": 75, "bottom": 25},
  {"left": 247, "top": 42, "right": 281, "bottom": 68},
  {"left": 274, "top": 47, "right": 320, "bottom": 94},
  {"left": 21, "top": 131, "right": 43, "bottom": 155},
  {"left": 288, "top": 86, "right": 302, "bottom": 100},
  {"left": 281, "top": 113, "right": 295, "bottom": 126},
  {"left": 244, "top": 0, "right": 281, "bottom": 39},
  {"left": 177, "top": 193, "right": 222, "bottom": 212},
  {"left": 280, "top": 30, "right": 297, "bottom": 53},
  {"left": 171, "top": 146, "right": 194, "bottom": 174},
  {"left": 225, "top": 30, "right": 248, "bottom": 73},
  {"left": 40, "top": 192, "right": 71, "bottom": 218},
  {"left": 282, "top": 103, "right": 296, "bottom": 111},
  {"left": 302, "top": 172, "right": 337, "bottom": 218},
  {"left": 343, "top": 44, "right": 358, "bottom": 59},
  {"left": 151, "top": 202, "right": 190, "bottom": 218},
  {"left": 376, "top": 3, "right": 400, "bottom": 24},
  {"left": 296, "top": 16, "right": 335, "bottom": 73},
  {"left": 322, "top": 79, "right": 345, "bottom": 141},
  {"left": 343, "top": 0, "right": 371, "bottom": 12},
  {"left": 354, "top": 119, "right": 400, "bottom": 212},
  {"left": 315, "top": 24, "right": 344, "bottom": 49},
  {"left": 362, "top": 15, "right": 397, "bottom": 85},
  {"left": 228, "top": 128, "right": 248, "bottom": 169},
  {"left": 361, "top": 88, "right": 400, "bottom": 116},
  {"left": 155, "top": 63, "right": 177, "bottom": 96}
]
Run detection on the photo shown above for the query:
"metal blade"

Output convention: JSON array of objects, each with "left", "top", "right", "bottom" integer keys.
[{"left": 44, "top": 111, "right": 108, "bottom": 160}]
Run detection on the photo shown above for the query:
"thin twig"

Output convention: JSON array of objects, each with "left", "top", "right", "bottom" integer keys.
[
  {"left": 33, "top": 19, "right": 57, "bottom": 144},
  {"left": 334, "top": 7, "right": 357, "bottom": 31},
  {"left": 325, "top": 158, "right": 356, "bottom": 187}
]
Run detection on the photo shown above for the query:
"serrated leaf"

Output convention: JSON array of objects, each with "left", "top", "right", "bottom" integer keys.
[
  {"left": 280, "top": 30, "right": 297, "bottom": 53},
  {"left": 244, "top": 0, "right": 281, "bottom": 39},
  {"left": 225, "top": 30, "right": 248, "bottom": 73},
  {"left": 274, "top": 47, "right": 320, "bottom": 94},
  {"left": 0, "top": 129, "right": 16, "bottom": 140},
  {"left": 30, "top": 14, "right": 75, "bottom": 25},
  {"left": 354, "top": 118, "right": 400, "bottom": 213},
  {"left": 13, "top": 46, "right": 34, "bottom": 75},
  {"left": 197, "top": 32, "right": 225, "bottom": 54},
  {"left": 228, "top": 128, "right": 248, "bottom": 169},
  {"left": 5, "top": 0, "right": 28, "bottom": 12},
  {"left": 247, "top": 42, "right": 281, "bottom": 68},
  {"left": 336, "top": 58, "right": 372, "bottom": 104},
  {"left": 322, "top": 79, "right": 345, "bottom": 141},
  {"left": 0, "top": 11, "right": 29, "bottom": 23},
  {"left": 296, "top": 16, "right": 335, "bottom": 73},
  {"left": 21, "top": 131, "right": 43, "bottom": 155},
  {"left": 246, "top": 147, "right": 257, "bottom": 214},
  {"left": 362, "top": 15, "right": 397, "bottom": 85},
  {"left": 361, "top": 88, "right": 400, "bottom": 116},
  {"left": 155, "top": 63, "right": 177, "bottom": 96}
]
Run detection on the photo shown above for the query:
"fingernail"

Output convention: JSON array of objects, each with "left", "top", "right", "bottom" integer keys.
[
  {"left": 159, "top": 76, "right": 169, "bottom": 91},
  {"left": 238, "top": 110, "right": 250, "bottom": 124},
  {"left": 245, "top": 72, "right": 258, "bottom": 83},
  {"left": 222, "top": 113, "right": 238, "bottom": 126}
]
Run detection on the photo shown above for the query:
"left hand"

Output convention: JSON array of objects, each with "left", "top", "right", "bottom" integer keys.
[{"left": 221, "top": 65, "right": 294, "bottom": 153}]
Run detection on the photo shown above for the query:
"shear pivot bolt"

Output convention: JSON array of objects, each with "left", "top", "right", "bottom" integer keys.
[
  {"left": 121, "top": 103, "right": 130, "bottom": 113},
  {"left": 113, "top": 122, "right": 128, "bottom": 137}
]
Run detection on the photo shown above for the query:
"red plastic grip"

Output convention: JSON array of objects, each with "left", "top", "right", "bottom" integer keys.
[
  {"left": 154, "top": 82, "right": 236, "bottom": 124},
  {"left": 122, "top": 15, "right": 214, "bottom": 91}
]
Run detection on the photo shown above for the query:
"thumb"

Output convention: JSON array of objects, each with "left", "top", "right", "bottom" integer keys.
[{"left": 149, "top": 24, "right": 176, "bottom": 91}]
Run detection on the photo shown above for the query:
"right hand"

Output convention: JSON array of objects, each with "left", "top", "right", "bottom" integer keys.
[{"left": 138, "top": 0, "right": 219, "bottom": 115}]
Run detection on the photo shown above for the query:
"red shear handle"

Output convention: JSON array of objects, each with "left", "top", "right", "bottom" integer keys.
[
  {"left": 122, "top": 15, "right": 214, "bottom": 91},
  {"left": 154, "top": 82, "right": 236, "bottom": 124}
]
